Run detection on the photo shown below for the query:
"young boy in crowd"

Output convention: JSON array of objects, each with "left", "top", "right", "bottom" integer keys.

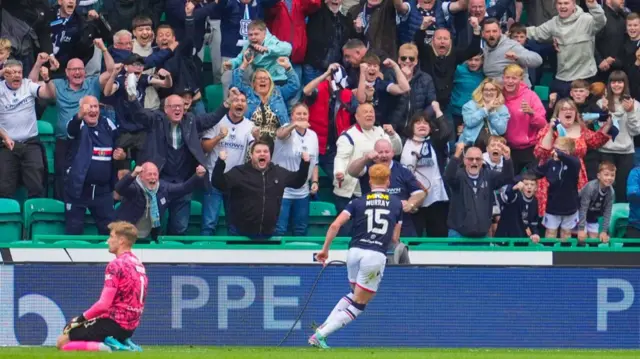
[
  {"left": 508, "top": 23, "right": 546, "bottom": 89},
  {"left": 577, "top": 161, "right": 616, "bottom": 244},
  {"left": 0, "top": 38, "right": 12, "bottom": 80},
  {"left": 225, "top": 20, "right": 292, "bottom": 85},
  {"left": 355, "top": 53, "right": 410, "bottom": 126},
  {"left": 536, "top": 137, "right": 582, "bottom": 240},
  {"left": 622, "top": 13, "right": 640, "bottom": 71},
  {"left": 483, "top": 135, "right": 507, "bottom": 236},
  {"left": 495, "top": 174, "right": 541, "bottom": 243}
]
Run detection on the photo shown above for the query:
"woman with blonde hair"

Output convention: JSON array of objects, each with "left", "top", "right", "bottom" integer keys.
[
  {"left": 534, "top": 98, "right": 612, "bottom": 216},
  {"left": 232, "top": 55, "right": 300, "bottom": 141},
  {"left": 459, "top": 78, "right": 510, "bottom": 151}
]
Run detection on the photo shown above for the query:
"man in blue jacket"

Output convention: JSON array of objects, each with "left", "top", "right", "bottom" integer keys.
[
  {"left": 115, "top": 161, "right": 206, "bottom": 241},
  {"left": 124, "top": 93, "right": 221, "bottom": 235},
  {"left": 64, "top": 95, "right": 126, "bottom": 235}
]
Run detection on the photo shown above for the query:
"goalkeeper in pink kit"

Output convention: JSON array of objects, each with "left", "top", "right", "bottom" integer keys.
[{"left": 56, "top": 221, "right": 148, "bottom": 352}]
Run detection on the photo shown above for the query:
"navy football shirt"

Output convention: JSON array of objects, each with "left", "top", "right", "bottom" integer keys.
[{"left": 344, "top": 189, "right": 403, "bottom": 254}]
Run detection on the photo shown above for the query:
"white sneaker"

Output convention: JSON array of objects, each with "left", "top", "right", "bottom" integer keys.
[{"left": 126, "top": 73, "right": 138, "bottom": 98}]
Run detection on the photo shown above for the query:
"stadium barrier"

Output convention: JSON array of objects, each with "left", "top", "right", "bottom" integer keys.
[{"left": 1, "top": 263, "right": 640, "bottom": 348}]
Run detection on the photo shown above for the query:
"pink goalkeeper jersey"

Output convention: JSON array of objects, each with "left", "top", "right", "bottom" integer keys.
[{"left": 104, "top": 251, "right": 147, "bottom": 331}]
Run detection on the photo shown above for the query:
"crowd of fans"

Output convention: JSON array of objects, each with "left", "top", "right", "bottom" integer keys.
[{"left": 2, "top": 0, "right": 640, "bottom": 243}]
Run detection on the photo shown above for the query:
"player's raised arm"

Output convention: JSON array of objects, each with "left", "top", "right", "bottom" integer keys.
[{"left": 316, "top": 211, "right": 351, "bottom": 265}]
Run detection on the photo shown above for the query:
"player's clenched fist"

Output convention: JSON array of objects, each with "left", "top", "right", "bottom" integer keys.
[{"left": 195, "top": 165, "right": 206, "bottom": 177}]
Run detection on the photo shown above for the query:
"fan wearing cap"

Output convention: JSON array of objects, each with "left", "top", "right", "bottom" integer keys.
[
  {"left": 302, "top": 62, "right": 359, "bottom": 183},
  {"left": 103, "top": 54, "right": 173, "bottom": 181}
]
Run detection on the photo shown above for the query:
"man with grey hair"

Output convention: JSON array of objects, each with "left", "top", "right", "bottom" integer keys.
[
  {"left": 347, "top": 138, "right": 426, "bottom": 237},
  {"left": 0, "top": 54, "right": 55, "bottom": 199}
]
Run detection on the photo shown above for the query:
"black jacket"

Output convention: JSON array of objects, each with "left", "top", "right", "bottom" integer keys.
[
  {"left": 0, "top": 0, "right": 53, "bottom": 56},
  {"left": 414, "top": 30, "right": 481, "bottom": 108},
  {"left": 390, "top": 69, "right": 436, "bottom": 137},
  {"left": 305, "top": 3, "right": 354, "bottom": 71},
  {"left": 595, "top": 5, "right": 626, "bottom": 74},
  {"left": 125, "top": 99, "right": 221, "bottom": 184},
  {"left": 445, "top": 156, "right": 514, "bottom": 237},
  {"left": 212, "top": 158, "right": 310, "bottom": 237},
  {"left": 115, "top": 172, "right": 202, "bottom": 238}
]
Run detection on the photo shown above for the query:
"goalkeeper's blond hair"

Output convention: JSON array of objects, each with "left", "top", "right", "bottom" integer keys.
[
  {"left": 369, "top": 164, "right": 391, "bottom": 186},
  {"left": 108, "top": 221, "right": 138, "bottom": 244}
]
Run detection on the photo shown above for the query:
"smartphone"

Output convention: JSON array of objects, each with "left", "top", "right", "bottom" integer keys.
[{"left": 622, "top": 95, "right": 632, "bottom": 101}]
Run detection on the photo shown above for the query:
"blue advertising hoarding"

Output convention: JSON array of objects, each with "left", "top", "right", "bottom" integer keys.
[{"left": 0, "top": 264, "right": 638, "bottom": 348}]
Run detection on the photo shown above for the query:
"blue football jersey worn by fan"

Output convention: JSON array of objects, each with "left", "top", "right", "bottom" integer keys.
[{"left": 344, "top": 189, "right": 404, "bottom": 254}]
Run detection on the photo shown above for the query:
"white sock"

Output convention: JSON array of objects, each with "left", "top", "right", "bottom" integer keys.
[
  {"left": 322, "top": 293, "right": 354, "bottom": 327},
  {"left": 317, "top": 303, "right": 364, "bottom": 338}
]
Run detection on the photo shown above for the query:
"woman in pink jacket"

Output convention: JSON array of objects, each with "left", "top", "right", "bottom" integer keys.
[{"left": 502, "top": 64, "right": 547, "bottom": 174}]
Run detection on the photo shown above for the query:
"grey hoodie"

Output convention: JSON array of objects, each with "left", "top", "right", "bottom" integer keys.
[
  {"left": 526, "top": 4, "right": 606, "bottom": 82},
  {"left": 483, "top": 35, "right": 543, "bottom": 88}
]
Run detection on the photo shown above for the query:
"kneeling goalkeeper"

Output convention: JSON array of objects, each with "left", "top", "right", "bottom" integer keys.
[{"left": 56, "top": 221, "right": 147, "bottom": 352}]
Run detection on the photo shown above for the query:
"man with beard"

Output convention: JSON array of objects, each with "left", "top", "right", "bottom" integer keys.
[
  {"left": 64, "top": 95, "right": 125, "bottom": 235},
  {"left": 445, "top": 142, "right": 514, "bottom": 239},
  {"left": 200, "top": 88, "right": 256, "bottom": 235},
  {"left": 526, "top": 0, "right": 606, "bottom": 99},
  {"left": 414, "top": 17, "right": 482, "bottom": 108},
  {"left": 123, "top": 93, "right": 221, "bottom": 236},
  {"left": 451, "top": 0, "right": 515, "bottom": 49},
  {"left": 594, "top": 0, "right": 627, "bottom": 82},
  {"left": 212, "top": 140, "right": 311, "bottom": 239},
  {"left": 115, "top": 161, "right": 207, "bottom": 241},
  {"left": 481, "top": 18, "right": 542, "bottom": 88}
]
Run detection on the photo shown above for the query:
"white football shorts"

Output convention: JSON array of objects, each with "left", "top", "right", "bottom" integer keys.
[{"left": 347, "top": 247, "right": 387, "bottom": 293}]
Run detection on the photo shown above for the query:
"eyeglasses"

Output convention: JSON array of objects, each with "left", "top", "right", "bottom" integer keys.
[
  {"left": 400, "top": 56, "right": 416, "bottom": 62},
  {"left": 465, "top": 157, "right": 483, "bottom": 162},
  {"left": 164, "top": 104, "right": 183, "bottom": 110},
  {"left": 483, "top": 88, "right": 498, "bottom": 93},
  {"left": 67, "top": 67, "right": 85, "bottom": 73}
]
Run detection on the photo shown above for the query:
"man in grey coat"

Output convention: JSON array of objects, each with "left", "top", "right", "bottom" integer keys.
[
  {"left": 481, "top": 18, "right": 543, "bottom": 88},
  {"left": 526, "top": 0, "right": 606, "bottom": 98}
]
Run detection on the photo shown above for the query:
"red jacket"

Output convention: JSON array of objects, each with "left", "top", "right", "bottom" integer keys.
[
  {"left": 265, "top": 0, "right": 321, "bottom": 64},
  {"left": 308, "top": 81, "right": 354, "bottom": 155}
]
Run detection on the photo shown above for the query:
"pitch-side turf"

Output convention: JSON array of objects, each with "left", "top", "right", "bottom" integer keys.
[{"left": 4, "top": 347, "right": 640, "bottom": 359}]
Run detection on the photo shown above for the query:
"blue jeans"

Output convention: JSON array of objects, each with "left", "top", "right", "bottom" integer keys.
[
  {"left": 302, "top": 64, "right": 324, "bottom": 87},
  {"left": 275, "top": 196, "right": 310, "bottom": 236},
  {"left": 167, "top": 192, "right": 192, "bottom": 235},
  {"left": 201, "top": 186, "right": 224, "bottom": 235},
  {"left": 448, "top": 229, "right": 463, "bottom": 238}
]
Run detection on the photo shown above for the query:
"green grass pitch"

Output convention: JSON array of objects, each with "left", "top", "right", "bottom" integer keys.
[{"left": 4, "top": 347, "right": 640, "bottom": 359}]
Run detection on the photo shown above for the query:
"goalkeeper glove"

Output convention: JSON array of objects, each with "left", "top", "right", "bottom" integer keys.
[{"left": 63, "top": 314, "right": 87, "bottom": 335}]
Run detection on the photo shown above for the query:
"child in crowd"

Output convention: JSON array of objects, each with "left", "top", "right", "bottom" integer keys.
[
  {"left": 483, "top": 135, "right": 507, "bottom": 237},
  {"left": 495, "top": 173, "right": 541, "bottom": 243},
  {"left": 508, "top": 23, "right": 546, "bottom": 89},
  {"left": 449, "top": 53, "right": 484, "bottom": 140},
  {"left": 535, "top": 136, "right": 581, "bottom": 240},
  {"left": 0, "top": 38, "right": 12, "bottom": 80},
  {"left": 569, "top": 80, "right": 607, "bottom": 179},
  {"left": 577, "top": 161, "right": 616, "bottom": 244}
]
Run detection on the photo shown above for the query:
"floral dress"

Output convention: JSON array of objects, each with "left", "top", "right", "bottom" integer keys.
[{"left": 533, "top": 124, "right": 610, "bottom": 216}]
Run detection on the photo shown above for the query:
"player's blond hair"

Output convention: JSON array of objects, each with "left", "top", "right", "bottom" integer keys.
[
  {"left": 369, "top": 164, "right": 391, "bottom": 186},
  {"left": 108, "top": 221, "right": 138, "bottom": 244}
]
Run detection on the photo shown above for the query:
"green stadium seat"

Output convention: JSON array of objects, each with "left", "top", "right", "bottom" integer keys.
[
  {"left": 13, "top": 186, "right": 28, "bottom": 206},
  {"left": 205, "top": 84, "right": 224, "bottom": 113},
  {"left": 38, "top": 121, "right": 56, "bottom": 175},
  {"left": 160, "top": 12, "right": 166, "bottom": 22},
  {"left": 40, "top": 106, "right": 58, "bottom": 128},
  {"left": 540, "top": 71, "right": 554, "bottom": 88},
  {"left": 534, "top": 86, "right": 549, "bottom": 102},
  {"left": 0, "top": 199, "right": 23, "bottom": 242},
  {"left": 203, "top": 45, "right": 212, "bottom": 63},
  {"left": 24, "top": 198, "right": 65, "bottom": 239},
  {"left": 54, "top": 240, "right": 91, "bottom": 245},
  {"left": 610, "top": 202, "right": 629, "bottom": 238},
  {"left": 308, "top": 201, "right": 337, "bottom": 236},
  {"left": 186, "top": 200, "right": 203, "bottom": 236}
]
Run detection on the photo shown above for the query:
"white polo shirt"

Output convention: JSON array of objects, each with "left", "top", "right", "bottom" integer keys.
[
  {"left": 273, "top": 128, "right": 319, "bottom": 199},
  {"left": 0, "top": 79, "right": 40, "bottom": 142},
  {"left": 203, "top": 115, "right": 254, "bottom": 178}
]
